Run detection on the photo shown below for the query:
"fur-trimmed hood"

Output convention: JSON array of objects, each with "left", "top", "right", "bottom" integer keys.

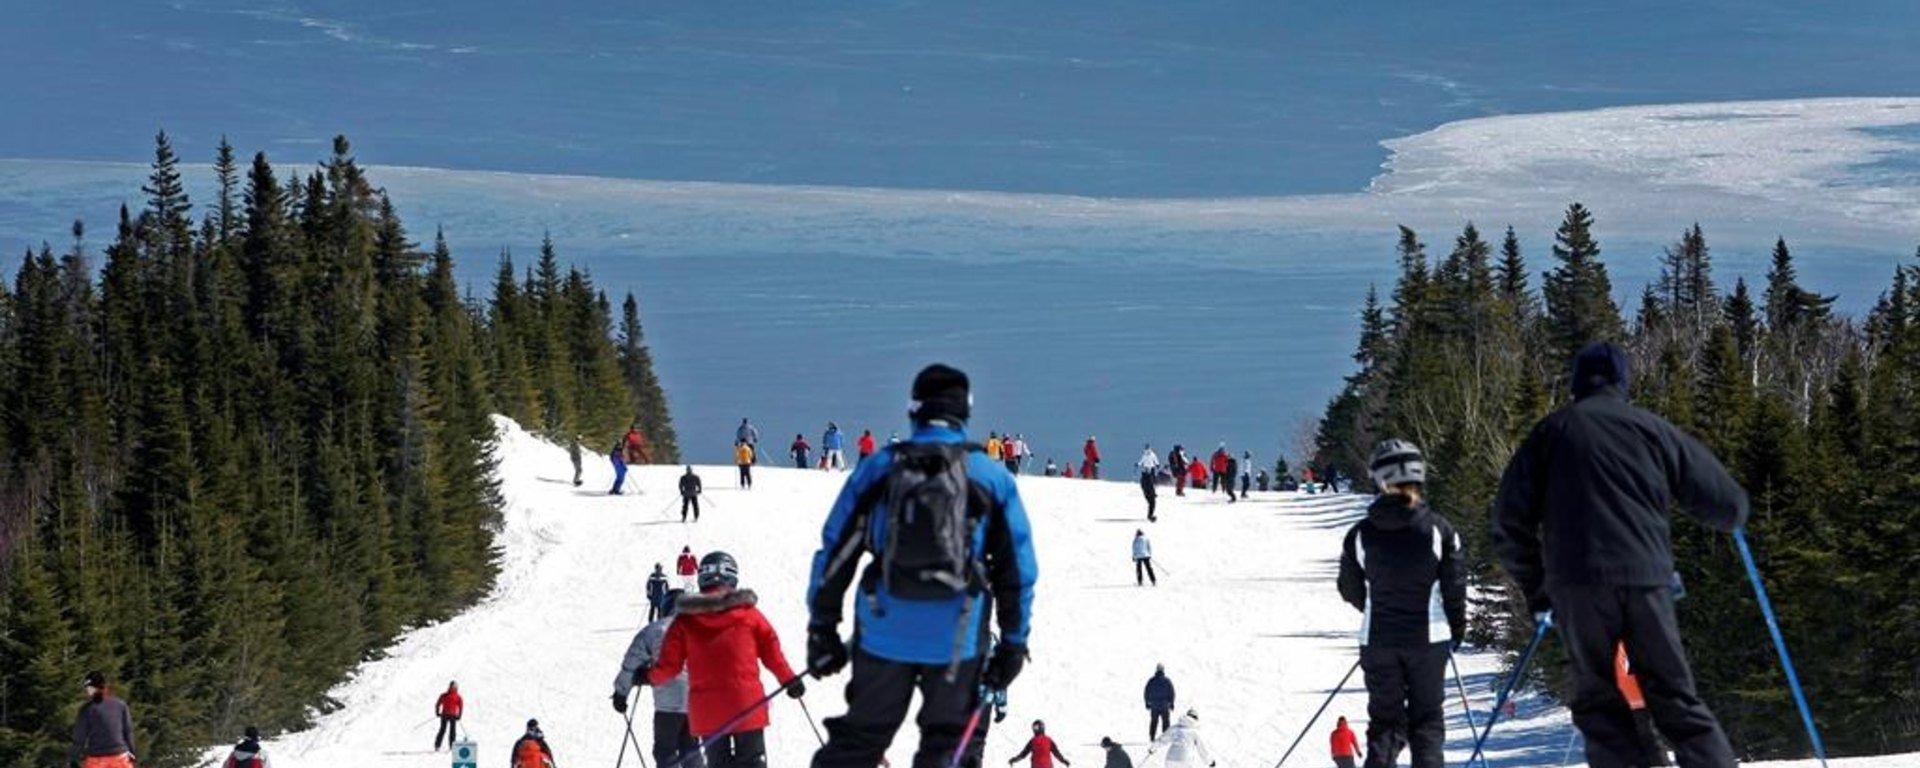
[{"left": 675, "top": 588, "right": 757, "bottom": 615}]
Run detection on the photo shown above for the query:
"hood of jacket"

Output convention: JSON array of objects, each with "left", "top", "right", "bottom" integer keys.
[
  {"left": 675, "top": 588, "right": 757, "bottom": 617},
  {"left": 1365, "top": 494, "right": 1431, "bottom": 531}
]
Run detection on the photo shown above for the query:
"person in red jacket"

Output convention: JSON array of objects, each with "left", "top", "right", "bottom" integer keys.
[
  {"left": 1330, "top": 716, "right": 1362, "bottom": 768},
  {"left": 857, "top": 430, "right": 878, "bottom": 463},
  {"left": 1010, "top": 720, "right": 1070, "bottom": 768},
  {"left": 1186, "top": 458, "right": 1207, "bottom": 491},
  {"left": 1082, "top": 437, "right": 1101, "bottom": 479},
  {"left": 677, "top": 546, "right": 699, "bottom": 589},
  {"left": 627, "top": 425, "right": 652, "bottom": 465},
  {"left": 649, "top": 551, "right": 803, "bottom": 768},
  {"left": 1208, "top": 446, "right": 1230, "bottom": 494},
  {"left": 433, "top": 681, "right": 463, "bottom": 751}
]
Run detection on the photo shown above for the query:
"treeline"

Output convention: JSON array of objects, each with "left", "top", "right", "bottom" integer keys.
[
  {"left": 0, "top": 133, "right": 676, "bottom": 767},
  {"left": 1314, "top": 203, "right": 1920, "bottom": 757}
]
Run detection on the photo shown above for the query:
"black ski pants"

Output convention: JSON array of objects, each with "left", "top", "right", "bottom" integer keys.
[
  {"left": 812, "top": 649, "right": 986, "bottom": 768},
  {"left": 434, "top": 716, "right": 459, "bottom": 750},
  {"left": 705, "top": 727, "right": 765, "bottom": 768},
  {"left": 738, "top": 464, "right": 752, "bottom": 488},
  {"left": 1148, "top": 708, "right": 1171, "bottom": 741},
  {"left": 1135, "top": 558, "right": 1157, "bottom": 586},
  {"left": 682, "top": 494, "right": 700, "bottom": 522},
  {"left": 654, "top": 711, "right": 704, "bottom": 768},
  {"left": 1359, "top": 642, "right": 1447, "bottom": 768},
  {"left": 1552, "top": 585, "right": 1735, "bottom": 768},
  {"left": 1140, "top": 473, "right": 1157, "bottom": 518}
]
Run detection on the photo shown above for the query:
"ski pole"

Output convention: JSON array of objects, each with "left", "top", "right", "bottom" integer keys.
[
  {"left": 701, "top": 492, "right": 720, "bottom": 511},
  {"left": 796, "top": 697, "right": 827, "bottom": 746},
  {"left": 1734, "top": 527, "right": 1829, "bottom": 767},
  {"left": 1447, "top": 651, "right": 1488, "bottom": 768},
  {"left": 615, "top": 693, "right": 651, "bottom": 768},
  {"left": 1559, "top": 728, "right": 1580, "bottom": 766},
  {"left": 1272, "top": 658, "right": 1361, "bottom": 768},
  {"left": 1465, "top": 614, "right": 1554, "bottom": 768},
  {"left": 948, "top": 696, "right": 996, "bottom": 768},
  {"left": 660, "top": 675, "right": 808, "bottom": 768}
]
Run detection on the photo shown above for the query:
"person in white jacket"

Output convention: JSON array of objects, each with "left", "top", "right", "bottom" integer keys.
[
  {"left": 1132, "top": 530, "right": 1157, "bottom": 587},
  {"left": 1138, "top": 445, "right": 1162, "bottom": 522},
  {"left": 1238, "top": 451, "right": 1255, "bottom": 497},
  {"left": 1148, "top": 710, "right": 1212, "bottom": 768},
  {"left": 612, "top": 589, "right": 703, "bottom": 768}
]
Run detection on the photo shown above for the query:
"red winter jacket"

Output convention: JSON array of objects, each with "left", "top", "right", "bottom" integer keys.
[
  {"left": 648, "top": 588, "right": 797, "bottom": 736},
  {"left": 1331, "top": 722, "right": 1361, "bottom": 758},
  {"left": 858, "top": 434, "right": 877, "bottom": 457},
  {"left": 435, "top": 689, "right": 463, "bottom": 719},
  {"left": 677, "top": 553, "right": 698, "bottom": 577},
  {"left": 1083, "top": 440, "right": 1100, "bottom": 464},
  {"left": 1210, "top": 450, "right": 1229, "bottom": 474},
  {"left": 1012, "top": 733, "right": 1069, "bottom": 768},
  {"left": 1188, "top": 460, "right": 1207, "bottom": 484}
]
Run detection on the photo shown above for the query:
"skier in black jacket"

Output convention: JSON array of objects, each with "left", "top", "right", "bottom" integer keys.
[
  {"left": 679, "top": 466, "right": 703, "bottom": 523},
  {"left": 1493, "top": 342, "right": 1746, "bottom": 768},
  {"left": 1337, "top": 439, "right": 1465, "bottom": 768}
]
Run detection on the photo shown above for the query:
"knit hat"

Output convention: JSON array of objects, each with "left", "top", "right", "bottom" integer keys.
[
  {"left": 909, "top": 364, "right": 972, "bottom": 425},
  {"left": 244, "top": 726, "right": 260, "bottom": 740},
  {"left": 1570, "top": 341, "right": 1630, "bottom": 399}
]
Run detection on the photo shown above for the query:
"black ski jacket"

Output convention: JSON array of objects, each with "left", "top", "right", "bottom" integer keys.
[
  {"left": 1338, "top": 496, "right": 1466, "bottom": 648},
  {"left": 679, "top": 473, "right": 702, "bottom": 497},
  {"left": 1492, "top": 387, "right": 1749, "bottom": 609}
]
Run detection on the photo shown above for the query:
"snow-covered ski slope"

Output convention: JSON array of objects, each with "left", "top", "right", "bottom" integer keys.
[{"left": 215, "top": 418, "right": 1907, "bottom": 768}]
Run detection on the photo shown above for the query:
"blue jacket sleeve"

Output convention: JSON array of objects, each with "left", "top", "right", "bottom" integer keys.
[
  {"left": 808, "top": 455, "right": 886, "bottom": 626},
  {"left": 986, "top": 473, "right": 1039, "bottom": 647}
]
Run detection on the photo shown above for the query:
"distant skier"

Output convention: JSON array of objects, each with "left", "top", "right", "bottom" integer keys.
[
  {"left": 1082, "top": 436, "right": 1101, "bottom": 479},
  {"left": 1256, "top": 469, "right": 1270, "bottom": 493},
  {"left": 679, "top": 466, "right": 703, "bottom": 523},
  {"left": 1045, "top": 458, "right": 1059, "bottom": 477},
  {"left": 1146, "top": 710, "right": 1212, "bottom": 768},
  {"left": 1222, "top": 454, "right": 1239, "bottom": 503},
  {"left": 222, "top": 726, "right": 270, "bottom": 768},
  {"left": 887, "top": 431, "right": 901, "bottom": 445},
  {"left": 1493, "top": 342, "right": 1746, "bottom": 768},
  {"left": 433, "top": 681, "right": 463, "bottom": 752},
  {"left": 1132, "top": 530, "right": 1157, "bottom": 587},
  {"left": 1238, "top": 451, "right": 1254, "bottom": 497},
  {"left": 987, "top": 432, "right": 1005, "bottom": 462},
  {"left": 1185, "top": 458, "right": 1206, "bottom": 492},
  {"left": 649, "top": 552, "right": 803, "bottom": 768},
  {"left": 677, "top": 546, "right": 699, "bottom": 589},
  {"left": 858, "top": 430, "right": 877, "bottom": 463},
  {"left": 1166, "top": 445, "right": 1188, "bottom": 496},
  {"left": 610, "top": 437, "right": 629, "bottom": 495},
  {"left": 806, "top": 363, "right": 1039, "bottom": 768},
  {"left": 1329, "top": 716, "right": 1362, "bottom": 768},
  {"left": 510, "top": 719, "right": 555, "bottom": 768},
  {"left": 71, "top": 671, "right": 136, "bottom": 768},
  {"left": 735, "top": 440, "right": 755, "bottom": 489},
  {"left": 626, "top": 424, "right": 653, "bottom": 465},
  {"left": 647, "top": 564, "right": 671, "bottom": 622},
  {"left": 1143, "top": 665, "right": 1175, "bottom": 740},
  {"left": 791, "top": 434, "right": 812, "bottom": 469},
  {"left": 1010, "top": 720, "right": 1070, "bottom": 768},
  {"left": 615, "top": 588, "right": 702, "bottom": 768},
  {"left": 569, "top": 434, "right": 584, "bottom": 487},
  {"left": 737, "top": 418, "right": 760, "bottom": 462},
  {"left": 1137, "top": 444, "right": 1161, "bottom": 522},
  {"left": 1337, "top": 439, "right": 1466, "bottom": 768},
  {"left": 1209, "top": 445, "right": 1229, "bottom": 494},
  {"left": 823, "top": 423, "right": 847, "bottom": 470},
  {"left": 1063, "top": 461, "right": 1077, "bottom": 479},
  {"left": 1100, "top": 737, "right": 1133, "bottom": 768},
  {"left": 1008, "top": 434, "right": 1028, "bottom": 474}
]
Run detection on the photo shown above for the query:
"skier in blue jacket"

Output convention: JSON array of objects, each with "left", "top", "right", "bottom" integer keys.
[
  {"left": 823, "top": 423, "right": 847, "bottom": 471},
  {"left": 1143, "top": 665, "right": 1175, "bottom": 740},
  {"left": 806, "top": 364, "right": 1039, "bottom": 768}
]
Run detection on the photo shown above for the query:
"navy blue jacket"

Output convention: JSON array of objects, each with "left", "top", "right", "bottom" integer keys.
[
  {"left": 808, "top": 423, "right": 1039, "bottom": 664},
  {"left": 1143, "top": 672, "right": 1175, "bottom": 712}
]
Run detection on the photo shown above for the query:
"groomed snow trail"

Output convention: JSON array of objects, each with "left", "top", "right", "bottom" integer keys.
[{"left": 206, "top": 418, "right": 1893, "bottom": 768}]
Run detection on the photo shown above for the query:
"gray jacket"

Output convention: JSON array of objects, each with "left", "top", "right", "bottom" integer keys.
[
  {"left": 615, "top": 616, "right": 688, "bottom": 712},
  {"left": 71, "top": 695, "right": 135, "bottom": 760}
]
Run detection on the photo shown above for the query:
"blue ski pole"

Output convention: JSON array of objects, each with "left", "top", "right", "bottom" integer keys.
[
  {"left": 1465, "top": 613, "right": 1553, "bottom": 768},
  {"left": 1734, "top": 527, "right": 1828, "bottom": 767},
  {"left": 1447, "top": 651, "right": 1489, "bottom": 768}
]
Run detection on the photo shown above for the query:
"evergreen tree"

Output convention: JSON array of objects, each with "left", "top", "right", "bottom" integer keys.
[{"left": 1541, "top": 203, "right": 1622, "bottom": 366}]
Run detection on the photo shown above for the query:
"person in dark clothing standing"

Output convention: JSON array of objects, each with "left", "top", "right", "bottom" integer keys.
[
  {"left": 72, "top": 671, "right": 136, "bottom": 768},
  {"left": 1143, "top": 665, "right": 1175, "bottom": 740},
  {"left": 570, "top": 434, "right": 585, "bottom": 487},
  {"left": 807, "top": 364, "right": 1040, "bottom": 768},
  {"left": 610, "top": 437, "right": 630, "bottom": 495},
  {"left": 1337, "top": 439, "right": 1466, "bottom": 768},
  {"left": 1137, "top": 445, "right": 1161, "bottom": 522},
  {"left": 434, "top": 681, "right": 463, "bottom": 751},
  {"left": 1493, "top": 342, "right": 1747, "bottom": 768},
  {"left": 1100, "top": 737, "right": 1133, "bottom": 768},
  {"left": 647, "top": 564, "right": 671, "bottom": 622},
  {"left": 1222, "top": 455, "right": 1239, "bottom": 503},
  {"left": 679, "top": 466, "right": 703, "bottom": 523},
  {"left": 1167, "top": 445, "right": 1188, "bottom": 496}
]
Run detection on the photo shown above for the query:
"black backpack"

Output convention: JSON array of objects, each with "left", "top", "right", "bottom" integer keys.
[{"left": 874, "top": 442, "right": 986, "bottom": 602}]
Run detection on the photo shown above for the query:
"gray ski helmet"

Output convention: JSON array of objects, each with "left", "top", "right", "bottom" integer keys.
[
  {"left": 697, "top": 551, "right": 739, "bottom": 589},
  {"left": 1369, "top": 438, "right": 1426, "bottom": 489}
]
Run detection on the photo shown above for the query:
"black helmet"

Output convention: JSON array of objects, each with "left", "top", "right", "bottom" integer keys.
[
  {"left": 1032, "top": 719, "right": 1045, "bottom": 733},
  {"left": 698, "top": 551, "right": 739, "bottom": 590}
]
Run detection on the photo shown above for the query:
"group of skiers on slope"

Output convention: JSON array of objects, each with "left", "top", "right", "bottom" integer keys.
[
  {"left": 776, "top": 423, "right": 899, "bottom": 472},
  {"left": 565, "top": 424, "right": 655, "bottom": 496},
  {"left": 1132, "top": 443, "right": 1258, "bottom": 520}
]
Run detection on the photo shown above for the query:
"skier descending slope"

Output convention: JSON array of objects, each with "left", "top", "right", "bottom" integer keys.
[
  {"left": 806, "top": 364, "right": 1040, "bottom": 768},
  {"left": 1142, "top": 665, "right": 1175, "bottom": 740},
  {"left": 615, "top": 589, "right": 703, "bottom": 768},
  {"left": 1137, "top": 445, "right": 1161, "bottom": 521},
  {"left": 1146, "top": 710, "right": 1212, "bottom": 768},
  {"left": 1493, "top": 342, "right": 1747, "bottom": 768},
  {"left": 649, "top": 552, "right": 804, "bottom": 768},
  {"left": 1336, "top": 439, "right": 1466, "bottom": 768},
  {"left": 510, "top": 719, "right": 555, "bottom": 768},
  {"left": 1009, "top": 720, "right": 1071, "bottom": 768}
]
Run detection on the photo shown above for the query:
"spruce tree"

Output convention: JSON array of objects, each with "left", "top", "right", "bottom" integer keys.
[{"left": 1542, "top": 203, "right": 1622, "bottom": 366}]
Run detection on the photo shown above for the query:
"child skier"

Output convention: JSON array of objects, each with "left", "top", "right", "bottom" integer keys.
[
  {"left": 1337, "top": 440, "right": 1466, "bottom": 768},
  {"left": 510, "top": 719, "right": 554, "bottom": 768},
  {"left": 677, "top": 546, "right": 699, "bottom": 589},
  {"left": 791, "top": 434, "right": 812, "bottom": 469},
  {"left": 647, "top": 564, "right": 671, "bottom": 622},
  {"left": 1100, "top": 737, "right": 1133, "bottom": 768},
  {"left": 735, "top": 441, "right": 754, "bottom": 489},
  {"left": 1010, "top": 720, "right": 1070, "bottom": 768},
  {"left": 649, "top": 552, "right": 803, "bottom": 768}
]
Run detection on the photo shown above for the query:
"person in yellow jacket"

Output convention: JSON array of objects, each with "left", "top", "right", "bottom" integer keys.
[
  {"left": 734, "top": 440, "right": 754, "bottom": 489},
  {"left": 987, "top": 432, "right": 1005, "bottom": 461}
]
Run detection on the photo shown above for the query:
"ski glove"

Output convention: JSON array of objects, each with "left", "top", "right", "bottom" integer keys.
[
  {"left": 611, "top": 692, "right": 628, "bottom": 713},
  {"left": 807, "top": 625, "right": 850, "bottom": 678},
  {"left": 786, "top": 677, "right": 807, "bottom": 699},
  {"left": 983, "top": 642, "right": 1028, "bottom": 688}
]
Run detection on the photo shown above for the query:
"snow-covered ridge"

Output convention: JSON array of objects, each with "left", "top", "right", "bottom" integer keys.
[{"left": 202, "top": 417, "right": 1907, "bottom": 768}]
